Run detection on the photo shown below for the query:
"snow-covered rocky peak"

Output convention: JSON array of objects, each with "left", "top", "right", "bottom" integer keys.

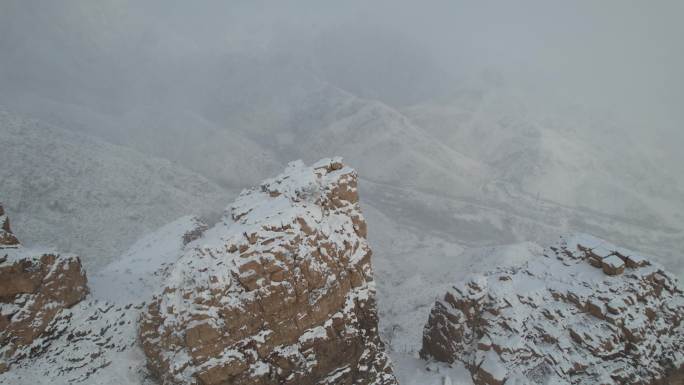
[
  {"left": 0, "top": 205, "right": 88, "bottom": 374},
  {"left": 421, "top": 235, "right": 684, "bottom": 385},
  {"left": 139, "top": 158, "right": 397, "bottom": 385}
]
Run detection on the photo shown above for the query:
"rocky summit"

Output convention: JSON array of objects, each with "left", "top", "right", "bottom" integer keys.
[
  {"left": 421, "top": 235, "right": 684, "bottom": 385},
  {"left": 139, "top": 158, "right": 397, "bottom": 385},
  {"left": 0, "top": 204, "right": 89, "bottom": 373}
]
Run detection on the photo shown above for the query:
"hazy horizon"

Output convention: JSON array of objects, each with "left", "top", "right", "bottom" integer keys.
[{"left": 1, "top": 3, "right": 683, "bottom": 384}]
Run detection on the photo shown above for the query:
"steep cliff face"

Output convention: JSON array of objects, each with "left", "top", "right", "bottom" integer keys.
[
  {"left": 421, "top": 235, "right": 684, "bottom": 385},
  {"left": 139, "top": 158, "right": 397, "bottom": 385},
  {"left": 0, "top": 204, "right": 89, "bottom": 373},
  {"left": 0, "top": 215, "right": 209, "bottom": 385}
]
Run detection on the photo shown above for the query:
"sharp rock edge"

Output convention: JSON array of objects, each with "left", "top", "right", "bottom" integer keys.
[
  {"left": 421, "top": 234, "right": 684, "bottom": 385},
  {"left": 0, "top": 203, "right": 89, "bottom": 374},
  {"left": 139, "top": 158, "right": 397, "bottom": 385}
]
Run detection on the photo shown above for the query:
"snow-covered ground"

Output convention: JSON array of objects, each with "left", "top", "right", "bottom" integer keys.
[
  {"left": 3, "top": 177, "right": 681, "bottom": 384},
  {"left": 0, "top": 111, "right": 231, "bottom": 270},
  {"left": 2, "top": 103, "right": 682, "bottom": 383},
  {"left": 3, "top": 56, "right": 682, "bottom": 279},
  {"left": 364, "top": 202, "right": 549, "bottom": 385},
  {"left": 89, "top": 215, "right": 207, "bottom": 303},
  {"left": 1, "top": 3, "right": 682, "bottom": 383},
  {"left": 1, "top": 215, "right": 202, "bottom": 385}
]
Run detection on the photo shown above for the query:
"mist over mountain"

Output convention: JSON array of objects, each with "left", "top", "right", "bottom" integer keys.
[
  {"left": 0, "top": 111, "right": 230, "bottom": 269},
  {"left": 0, "top": 2, "right": 682, "bottom": 384}
]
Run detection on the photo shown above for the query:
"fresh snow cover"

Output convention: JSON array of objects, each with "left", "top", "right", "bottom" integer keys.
[
  {"left": 2, "top": 159, "right": 681, "bottom": 384},
  {"left": 392, "top": 356, "right": 473, "bottom": 385},
  {"left": 602, "top": 254, "right": 625, "bottom": 269},
  {"left": 591, "top": 246, "right": 614, "bottom": 259},
  {"left": 403, "top": 88, "right": 684, "bottom": 229},
  {"left": 89, "top": 215, "right": 207, "bottom": 304},
  {"left": 138, "top": 158, "right": 397, "bottom": 384},
  {"left": 0, "top": 214, "right": 203, "bottom": 385},
  {"left": 480, "top": 351, "right": 507, "bottom": 381},
  {"left": 0, "top": 111, "right": 230, "bottom": 270},
  {"left": 4, "top": 77, "right": 684, "bottom": 281},
  {"left": 0, "top": 300, "right": 149, "bottom": 385},
  {"left": 0, "top": 244, "right": 70, "bottom": 265},
  {"left": 365, "top": 201, "right": 552, "bottom": 384},
  {"left": 421, "top": 234, "right": 684, "bottom": 384},
  {"left": 1, "top": 6, "right": 682, "bottom": 384}
]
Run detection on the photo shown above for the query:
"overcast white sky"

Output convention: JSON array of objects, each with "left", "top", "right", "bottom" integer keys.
[{"left": 1, "top": 0, "right": 682, "bottom": 149}]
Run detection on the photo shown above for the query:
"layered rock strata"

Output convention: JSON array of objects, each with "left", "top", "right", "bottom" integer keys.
[
  {"left": 139, "top": 159, "right": 397, "bottom": 385},
  {"left": 0, "top": 215, "right": 208, "bottom": 384},
  {"left": 421, "top": 235, "right": 684, "bottom": 385},
  {"left": 0, "top": 204, "right": 89, "bottom": 373}
]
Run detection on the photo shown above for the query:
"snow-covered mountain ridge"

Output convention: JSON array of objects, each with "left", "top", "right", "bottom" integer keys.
[
  {"left": 1, "top": 159, "right": 397, "bottom": 385},
  {"left": 0, "top": 110, "right": 231, "bottom": 269},
  {"left": 3, "top": 161, "right": 682, "bottom": 385},
  {"left": 139, "top": 158, "right": 396, "bottom": 385},
  {"left": 422, "top": 234, "right": 684, "bottom": 385}
]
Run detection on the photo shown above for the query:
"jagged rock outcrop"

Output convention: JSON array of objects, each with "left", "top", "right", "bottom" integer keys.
[
  {"left": 0, "top": 215, "right": 209, "bottom": 384},
  {"left": 139, "top": 158, "right": 397, "bottom": 385},
  {"left": 421, "top": 235, "right": 684, "bottom": 385},
  {"left": 0, "top": 204, "right": 89, "bottom": 373}
]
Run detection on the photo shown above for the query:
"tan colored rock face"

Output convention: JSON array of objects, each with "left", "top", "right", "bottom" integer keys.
[
  {"left": 0, "top": 205, "right": 89, "bottom": 372},
  {"left": 421, "top": 235, "right": 684, "bottom": 385},
  {"left": 140, "top": 159, "right": 397, "bottom": 385}
]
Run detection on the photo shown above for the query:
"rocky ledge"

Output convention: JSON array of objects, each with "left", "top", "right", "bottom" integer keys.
[
  {"left": 0, "top": 204, "right": 89, "bottom": 373},
  {"left": 139, "top": 158, "right": 397, "bottom": 385},
  {"left": 421, "top": 235, "right": 684, "bottom": 385}
]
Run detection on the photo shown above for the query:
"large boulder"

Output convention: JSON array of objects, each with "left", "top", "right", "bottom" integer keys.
[
  {"left": 0, "top": 204, "right": 89, "bottom": 372},
  {"left": 139, "top": 158, "right": 397, "bottom": 385},
  {"left": 421, "top": 235, "right": 684, "bottom": 385}
]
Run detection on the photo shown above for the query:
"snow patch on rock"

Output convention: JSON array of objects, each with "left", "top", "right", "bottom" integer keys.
[{"left": 421, "top": 234, "right": 684, "bottom": 384}]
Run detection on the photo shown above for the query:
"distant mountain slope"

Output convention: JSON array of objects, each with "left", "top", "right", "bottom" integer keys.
[
  {"left": 0, "top": 94, "right": 283, "bottom": 189},
  {"left": 255, "top": 85, "right": 491, "bottom": 199},
  {"left": 0, "top": 111, "right": 230, "bottom": 268},
  {"left": 404, "top": 88, "right": 684, "bottom": 228}
]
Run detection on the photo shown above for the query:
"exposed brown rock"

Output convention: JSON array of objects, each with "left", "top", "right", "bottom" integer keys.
[
  {"left": 0, "top": 215, "right": 210, "bottom": 384},
  {"left": 0, "top": 205, "right": 89, "bottom": 372},
  {"left": 601, "top": 255, "right": 625, "bottom": 276},
  {"left": 139, "top": 158, "right": 397, "bottom": 385},
  {"left": 421, "top": 235, "right": 684, "bottom": 385}
]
